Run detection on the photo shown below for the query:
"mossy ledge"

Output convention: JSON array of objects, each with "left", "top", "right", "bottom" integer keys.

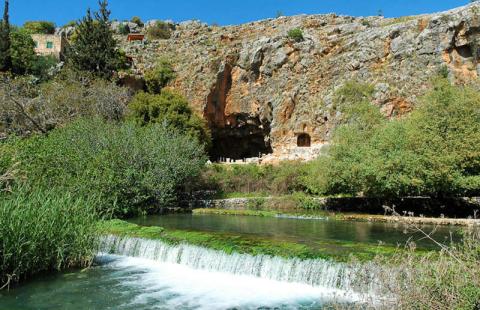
[{"left": 99, "top": 219, "right": 418, "bottom": 262}]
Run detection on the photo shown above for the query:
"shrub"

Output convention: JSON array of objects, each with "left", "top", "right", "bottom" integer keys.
[
  {"left": 0, "top": 188, "right": 98, "bottom": 289},
  {"left": 306, "top": 78, "right": 480, "bottom": 198},
  {"left": 372, "top": 231, "right": 480, "bottom": 309},
  {"left": 118, "top": 23, "right": 130, "bottom": 35},
  {"left": 144, "top": 58, "right": 175, "bottom": 94},
  {"left": 23, "top": 21, "right": 55, "bottom": 34},
  {"left": 0, "top": 69, "right": 131, "bottom": 137},
  {"left": 29, "top": 55, "right": 59, "bottom": 81},
  {"left": 131, "top": 16, "right": 144, "bottom": 27},
  {"left": 10, "top": 28, "right": 36, "bottom": 75},
  {"left": 15, "top": 118, "right": 207, "bottom": 217},
  {"left": 146, "top": 21, "right": 172, "bottom": 40},
  {"left": 197, "top": 162, "right": 310, "bottom": 196},
  {"left": 127, "top": 90, "right": 211, "bottom": 147},
  {"left": 287, "top": 28, "right": 304, "bottom": 42}
]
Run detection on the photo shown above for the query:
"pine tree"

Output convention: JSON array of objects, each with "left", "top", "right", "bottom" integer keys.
[
  {"left": 68, "top": 0, "right": 126, "bottom": 79},
  {"left": 0, "top": 0, "right": 12, "bottom": 72}
]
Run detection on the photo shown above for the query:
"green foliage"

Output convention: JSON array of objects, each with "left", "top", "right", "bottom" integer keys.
[
  {"left": 197, "top": 162, "right": 310, "bottom": 196},
  {"left": 14, "top": 118, "right": 207, "bottom": 217},
  {"left": 144, "top": 58, "right": 175, "bottom": 94},
  {"left": 0, "top": 188, "right": 98, "bottom": 289},
  {"left": 375, "top": 231, "right": 480, "bottom": 309},
  {"left": 287, "top": 28, "right": 304, "bottom": 42},
  {"left": 130, "top": 16, "right": 144, "bottom": 27},
  {"left": 118, "top": 23, "right": 130, "bottom": 35},
  {"left": 23, "top": 21, "right": 55, "bottom": 34},
  {"left": 306, "top": 78, "right": 480, "bottom": 198},
  {"left": 0, "top": 0, "right": 12, "bottom": 72},
  {"left": 29, "top": 55, "right": 58, "bottom": 80},
  {"left": 146, "top": 21, "right": 172, "bottom": 40},
  {"left": 67, "top": 0, "right": 127, "bottom": 79},
  {"left": 127, "top": 90, "right": 211, "bottom": 147},
  {"left": 10, "top": 28, "right": 36, "bottom": 75}
]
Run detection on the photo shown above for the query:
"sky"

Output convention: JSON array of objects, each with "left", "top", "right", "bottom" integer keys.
[{"left": 9, "top": 0, "right": 471, "bottom": 27}]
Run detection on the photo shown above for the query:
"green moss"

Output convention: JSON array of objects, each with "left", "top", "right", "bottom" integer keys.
[
  {"left": 193, "top": 208, "right": 278, "bottom": 217},
  {"left": 99, "top": 219, "right": 415, "bottom": 262}
]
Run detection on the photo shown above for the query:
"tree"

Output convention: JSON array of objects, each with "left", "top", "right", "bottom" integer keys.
[
  {"left": 0, "top": 0, "right": 11, "bottom": 72},
  {"left": 127, "top": 90, "right": 211, "bottom": 147},
  {"left": 23, "top": 21, "right": 55, "bottom": 34},
  {"left": 144, "top": 58, "right": 175, "bottom": 94},
  {"left": 10, "top": 28, "right": 36, "bottom": 75},
  {"left": 131, "top": 16, "right": 143, "bottom": 27},
  {"left": 67, "top": 0, "right": 127, "bottom": 79}
]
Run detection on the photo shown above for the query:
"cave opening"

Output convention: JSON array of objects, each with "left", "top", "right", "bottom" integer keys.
[
  {"left": 297, "top": 133, "right": 311, "bottom": 147},
  {"left": 204, "top": 61, "right": 273, "bottom": 162},
  {"left": 209, "top": 118, "right": 273, "bottom": 161}
]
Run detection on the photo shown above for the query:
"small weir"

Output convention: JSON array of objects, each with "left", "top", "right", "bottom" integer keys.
[{"left": 99, "top": 235, "right": 379, "bottom": 297}]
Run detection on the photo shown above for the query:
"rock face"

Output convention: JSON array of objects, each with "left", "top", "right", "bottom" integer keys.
[{"left": 119, "top": 4, "right": 480, "bottom": 161}]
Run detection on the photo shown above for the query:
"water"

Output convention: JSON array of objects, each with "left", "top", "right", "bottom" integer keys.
[
  {"left": 0, "top": 214, "right": 462, "bottom": 309},
  {"left": 129, "top": 213, "right": 462, "bottom": 250},
  {"left": 0, "top": 255, "right": 363, "bottom": 309}
]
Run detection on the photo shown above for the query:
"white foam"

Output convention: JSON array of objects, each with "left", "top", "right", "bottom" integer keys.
[{"left": 101, "top": 255, "right": 363, "bottom": 310}]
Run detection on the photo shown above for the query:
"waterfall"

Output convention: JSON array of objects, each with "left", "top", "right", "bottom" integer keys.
[{"left": 99, "top": 235, "right": 377, "bottom": 295}]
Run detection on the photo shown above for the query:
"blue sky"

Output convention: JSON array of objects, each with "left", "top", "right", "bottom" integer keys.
[{"left": 9, "top": 0, "right": 470, "bottom": 27}]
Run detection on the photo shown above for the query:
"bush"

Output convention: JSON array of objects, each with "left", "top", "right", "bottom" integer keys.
[
  {"left": 127, "top": 90, "right": 211, "bottom": 147},
  {"left": 29, "top": 55, "right": 59, "bottom": 81},
  {"left": 144, "top": 58, "right": 175, "bottom": 94},
  {"left": 23, "top": 21, "right": 55, "bottom": 34},
  {"left": 0, "top": 69, "right": 131, "bottom": 137},
  {"left": 0, "top": 188, "right": 98, "bottom": 289},
  {"left": 131, "top": 16, "right": 144, "bottom": 27},
  {"left": 10, "top": 28, "right": 36, "bottom": 75},
  {"left": 146, "top": 21, "right": 172, "bottom": 40},
  {"left": 15, "top": 118, "right": 207, "bottom": 217},
  {"left": 287, "top": 28, "right": 304, "bottom": 42},
  {"left": 372, "top": 231, "right": 480, "bottom": 309},
  {"left": 118, "top": 23, "right": 130, "bottom": 35},
  {"left": 306, "top": 78, "right": 480, "bottom": 198},
  {"left": 197, "top": 162, "right": 310, "bottom": 197}
]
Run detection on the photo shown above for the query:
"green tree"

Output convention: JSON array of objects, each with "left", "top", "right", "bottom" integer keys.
[
  {"left": 131, "top": 16, "right": 143, "bottom": 27},
  {"left": 15, "top": 119, "right": 207, "bottom": 217},
  {"left": 23, "top": 21, "right": 55, "bottom": 34},
  {"left": 67, "top": 0, "right": 127, "bottom": 79},
  {"left": 10, "top": 28, "right": 36, "bottom": 75},
  {"left": 0, "top": 0, "right": 11, "bottom": 72},
  {"left": 144, "top": 58, "right": 175, "bottom": 94},
  {"left": 128, "top": 90, "right": 211, "bottom": 147}
]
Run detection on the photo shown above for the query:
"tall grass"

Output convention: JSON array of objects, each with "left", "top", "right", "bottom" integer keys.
[{"left": 0, "top": 188, "right": 99, "bottom": 290}]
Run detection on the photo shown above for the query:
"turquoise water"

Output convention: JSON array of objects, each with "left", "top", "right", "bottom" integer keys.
[{"left": 0, "top": 214, "right": 464, "bottom": 309}]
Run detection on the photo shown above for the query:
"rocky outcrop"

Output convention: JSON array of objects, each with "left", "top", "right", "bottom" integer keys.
[{"left": 119, "top": 4, "right": 480, "bottom": 161}]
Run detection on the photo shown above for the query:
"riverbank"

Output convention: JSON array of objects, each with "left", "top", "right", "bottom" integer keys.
[
  {"left": 192, "top": 208, "right": 480, "bottom": 227},
  {"left": 187, "top": 195, "right": 480, "bottom": 226}
]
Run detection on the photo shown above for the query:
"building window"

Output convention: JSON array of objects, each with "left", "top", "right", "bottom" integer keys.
[{"left": 46, "top": 41, "right": 53, "bottom": 49}]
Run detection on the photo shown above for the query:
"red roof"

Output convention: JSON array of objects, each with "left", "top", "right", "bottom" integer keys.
[{"left": 127, "top": 34, "right": 145, "bottom": 41}]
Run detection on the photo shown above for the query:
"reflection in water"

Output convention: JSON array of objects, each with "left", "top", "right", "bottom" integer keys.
[{"left": 130, "top": 213, "right": 462, "bottom": 250}]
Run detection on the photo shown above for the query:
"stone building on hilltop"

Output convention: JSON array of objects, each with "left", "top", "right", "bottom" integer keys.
[{"left": 31, "top": 34, "right": 69, "bottom": 60}]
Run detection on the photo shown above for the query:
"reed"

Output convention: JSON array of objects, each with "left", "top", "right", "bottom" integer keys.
[{"left": 0, "top": 188, "right": 99, "bottom": 289}]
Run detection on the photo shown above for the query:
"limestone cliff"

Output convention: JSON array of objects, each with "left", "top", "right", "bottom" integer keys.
[{"left": 119, "top": 4, "right": 480, "bottom": 161}]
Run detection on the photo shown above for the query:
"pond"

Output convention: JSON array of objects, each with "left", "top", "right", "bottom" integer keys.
[
  {"left": 129, "top": 213, "right": 462, "bottom": 250},
  {"left": 0, "top": 213, "right": 464, "bottom": 309}
]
